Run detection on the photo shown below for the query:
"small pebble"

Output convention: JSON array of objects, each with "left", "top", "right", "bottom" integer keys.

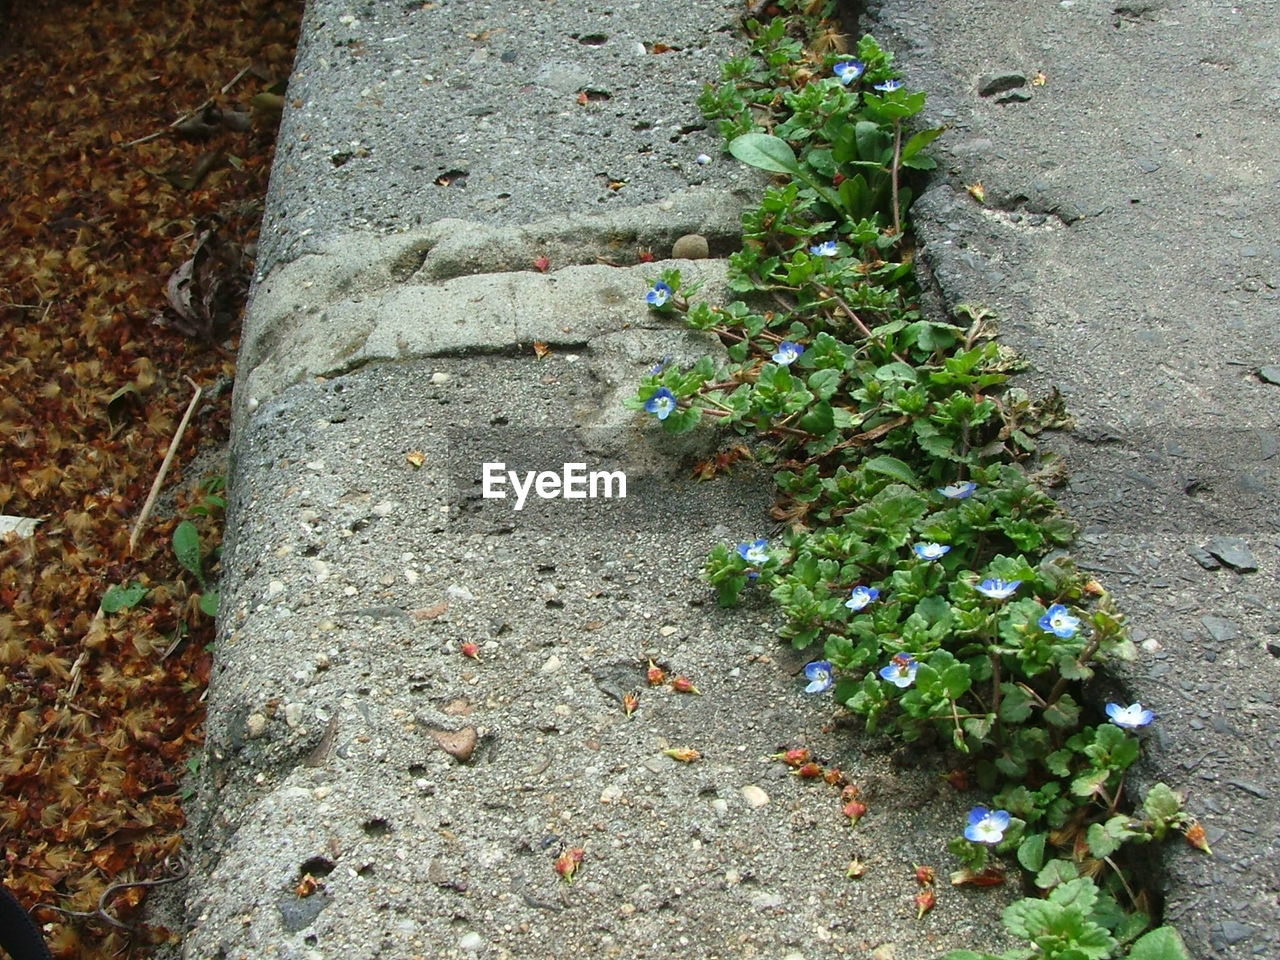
[
  {"left": 283, "top": 703, "right": 305, "bottom": 728},
  {"left": 458, "top": 931, "right": 484, "bottom": 952},
  {"left": 672, "top": 233, "right": 709, "bottom": 260},
  {"left": 431, "top": 372, "right": 451, "bottom": 385},
  {"left": 740, "top": 784, "right": 770, "bottom": 808},
  {"left": 245, "top": 713, "right": 269, "bottom": 738}
]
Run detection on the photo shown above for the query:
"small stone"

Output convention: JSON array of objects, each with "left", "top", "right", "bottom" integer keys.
[
  {"left": 245, "top": 713, "right": 269, "bottom": 738},
  {"left": 313, "top": 653, "right": 331, "bottom": 671},
  {"left": 740, "top": 784, "right": 770, "bottom": 808},
  {"left": 1214, "top": 920, "right": 1257, "bottom": 947},
  {"left": 458, "top": 931, "right": 485, "bottom": 952},
  {"left": 870, "top": 946, "right": 897, "bottom": 960},
  {"left": 1258, "top": 364, "right": 1280, "bottom": 385},
  {"left": 977, "top": 72, "right": 1026, "bottom": 97},
  {"left": 429, "top": 727, "right": 478, "bottom": 762},
  {"left": 1201, "top": 616, "right": 1240, "bottom": 643},
  {"left": 750, "top": 891, "right": 783, "bottom": 910},
  {"left": 710, "top": 798, "right": 729, "bottom": 817},
  {"left": 1266, "top": 640, "right": 1280, "bottom": 658},
  {"left": 658, "top": 625, "right": 678, "bottom": 637},
  {"left": 1186, "top": 546, "right": 1221, "bottom": 570},
  {"left": 643, "top": 754, "right": 673, "bottom": 774},
  {"left": 1204, "top": 537, "right": 1259, "bottom": 572},
  {"left": 996, "top": 89, "right": 1033, "bottom": 104},
  {"left": 540, "top": 655, "right": 562, "bottom": 674},
  {"left": 431, "top": 371, "right": 451, "bottom": 385},
  {"left": 447, "top": 584, "right": 476, "bottom": 602},
  {"left": 672, "top": 233, "right": 709, "bottom": 260},
  {"left": 283, "top": 703, "right": 305, "bottom": 728},
  {"left": 267, "top": 580, "right": 286, "bottom": 598},
  {"left": 599, "top": 784, "right": 624, "bottom": 804}
]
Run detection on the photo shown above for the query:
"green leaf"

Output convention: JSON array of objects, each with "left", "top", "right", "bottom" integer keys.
[
  {"left": 1086, "top": 822, "right": 1121, "bottom": 859},
  {"left": 728, "top": 133, "right": 802, "bottom": 175},
  {"left": 1017, "top": 833, "right": 1046, "bottom": 873},
  {"left": 1048, "top": 877, "right": 1099, "bottom": 914},
  {"left": 799, "top": 400, "right": 834, "bottom": 435},
  {"left": 1034, "top": 858, "right": 1079, "bottom": 890},
  {"left": 199, "top": 590, "right": 220, "bottom": 618},
  {"left": 900, "top": 125, "right": 944, "bottom": 162},
  {"left": 1128, "top": 926, "right": 1193, "bottom": 960},
  {"left": 999, "top": 683, "right": 1033, "bottom": 723},
  {"left": 807, "top": 368, "right": 842, "bottom": 400},
  {"left": 101, "top": 581, "right": 149, "bottom": 614},
  {"left": 863, "top": 454, "right": 919, "bottom": 487},
  {"left": 1142, "top": 783, "right": 1183, "bottom": 822},
  {"left": 173, "top": 520, "right": 205, "bottom": 585}
]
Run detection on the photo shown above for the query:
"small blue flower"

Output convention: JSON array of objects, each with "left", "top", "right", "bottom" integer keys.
[
  {"left": 938, "top": 481, "right": 978, "bottom": 499},
  {"left": 804, "top": 660, "right": 834, "bottom": 694},
  {"left": 1106, "top": 702, "right": 1155, "bottom": 730},
  {"left": 644, "top": 387, "right": 677, "bottom": 420},
  {"left": 833, "top": 60, "right": 865, "bottom": 84},
  {"left": 913, "top": 542, "right": 950, "bottom": 561},
  {"left": 772, "top": 341, "right": 805, "bottom": 366},
  {"left": 964, "top": 806, "right": 1011, "bottom": 845},
  {"left": 878, "top": 653, "right": 918, "bottom": 688},
  {"left": 976, "top": 578, "right": 1021, "bottom": 600},
  {"left": 845, "top": 586, "right": 880, "bottom": 612},
  {"left": 1039, "top": 603, "right": 1080, "bottom": 638},
  {"left": 809, "top": 240, "right": 839, "bottom": 257},
  {"left": 737, "top": 538, "right": 770, "bottom": 565},
  {"left": 646, "top": 281, "right": 673, "bottom": 308},
  {"left": 648, "top": 355, "right": 671, "bottom": 376},
  {"left": 875, "top": 79, "right": 905, "bottom": 93}
]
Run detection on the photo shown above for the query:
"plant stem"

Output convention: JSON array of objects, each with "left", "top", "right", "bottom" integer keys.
[{"left": 891, "top": 117, "right": 903, "bottom": 237}]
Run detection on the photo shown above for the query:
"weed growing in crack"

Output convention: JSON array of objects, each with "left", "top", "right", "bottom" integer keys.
[{"left": 632, "top": 4, "right": 1200, "bottom": 959}]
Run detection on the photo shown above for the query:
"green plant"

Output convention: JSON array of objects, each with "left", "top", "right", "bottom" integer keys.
[
  {"left": 633, "top": 6, "right": 1204, "bottom": 955},
  {"left": 174, "top": 519, "right": 219, "bottom": 617}
]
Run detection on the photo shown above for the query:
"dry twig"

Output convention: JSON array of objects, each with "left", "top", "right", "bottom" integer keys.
[{"left": 128, "top": 377, "right": 202, "bottom": 554}]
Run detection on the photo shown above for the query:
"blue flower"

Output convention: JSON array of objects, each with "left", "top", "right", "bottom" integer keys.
[
  {"left": 804, "top": 660, "right": 834, "bottom": 694},
  {"left": 845, "top": 586, "right": 880, "bottom": 612},
  {"left": 878, "top": 653, "right": 918, "bottom": 688},
  {"left": 964, "top": 806, "right": 1011, "bottom": 844},
  {"left": 976, "top": 578, "right": 1021, "bottom": 600},
  {"left": 1039, "top": 603, "right": 1080, "bottom": 638},
  {"left": 809, "top": 240, "right": 839, "bottom": 257},
  {"left": 938, "top": 481, "right": 978, "bottom": 499},
  {"left": 913, "top": 542, "right": 950, "bottom": 561},
  {"left": 1106, "top": 702, "right": 1155, "bottom": 730},
  {"left": 772, "top": 341, "right": 805, "bottom": 366},
  {"left": 737, "top": 538, "right": 770, "bottom": 565},
  {"left": 833, "top": 60, "right": 865, "bottom": 84},
  {"left": 875, "top": 79, "right": 904, "bottom": 93},
  {"left": 644, "top": 387, "right": 677, "bottom": 420},
  {"left": 647, "top": 355, "right": 671, "bottom": 376},
  {"left": 646, "top": 281, "right": 673, "bottom": 308}
]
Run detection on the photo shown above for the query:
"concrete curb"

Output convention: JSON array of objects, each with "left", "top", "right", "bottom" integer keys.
[{"left": 184, "top": 2, "right": 1024, "bottom": 958}]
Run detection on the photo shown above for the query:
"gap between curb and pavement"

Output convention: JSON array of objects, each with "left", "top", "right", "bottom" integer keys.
[{"left": 177, "top": 1, "right": 1279, "bottom": 958}]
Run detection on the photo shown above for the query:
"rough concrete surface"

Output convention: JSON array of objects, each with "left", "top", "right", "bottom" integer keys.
[
  {"left": 863, "top": 0, "right": 1280, "bottom": 955},
  {"left": 183, "top": 1, "right": 1028, "bottom": 958},
  {"left": 179, "top": 0, "right": 1280, "bottom": 957}
]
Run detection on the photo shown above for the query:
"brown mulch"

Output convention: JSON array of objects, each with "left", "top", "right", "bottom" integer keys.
[{"left": 0, "top": 2, "right": 301, "bottom": 956}]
